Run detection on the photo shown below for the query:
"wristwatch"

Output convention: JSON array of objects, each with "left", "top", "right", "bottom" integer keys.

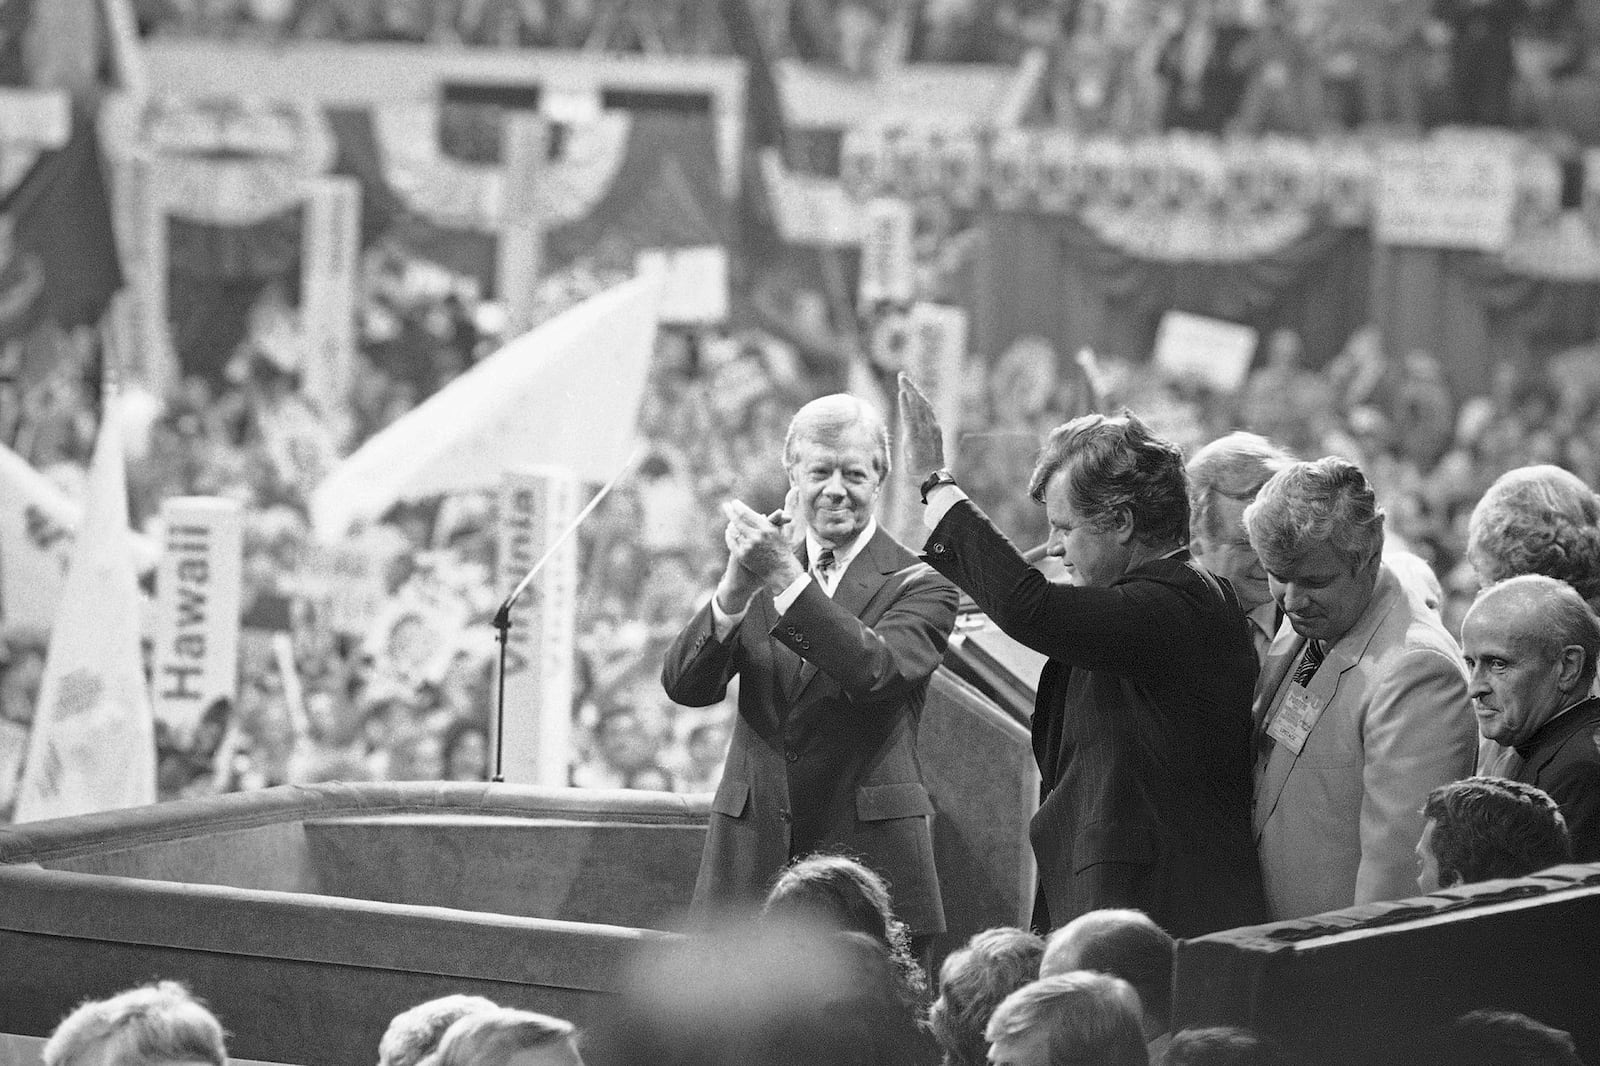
[{"left": 919, "top": 468, "right": 958, "bottom": 504}]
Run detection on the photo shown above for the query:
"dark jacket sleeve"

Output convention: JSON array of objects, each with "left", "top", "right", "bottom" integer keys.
[
  {"left": 925, "top": 498, "right": 1200, "bottom": 674},
  {"left": 770, "top": 564, "right": 959, "bottom": 706},
  {"left": 661, "top": 599, "right": 743, "bottom": 708},
  {"left": 1545, "top": 756, "right": 1600, "bottom": 863}
]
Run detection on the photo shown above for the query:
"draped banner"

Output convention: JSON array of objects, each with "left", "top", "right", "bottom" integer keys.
[
  {"left": 0, "top": 103, "right": 121, "bottom": 342},
  {"left": 326, "top": 103, "right": 729, "bottom": 281},
  {"left": 971, "top": 209, "right": 1372, "bottom": 376}
]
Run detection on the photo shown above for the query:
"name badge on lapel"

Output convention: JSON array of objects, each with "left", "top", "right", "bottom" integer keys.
[{"left": 1266, "top": 683, "right": 1326, "bottom": 757}]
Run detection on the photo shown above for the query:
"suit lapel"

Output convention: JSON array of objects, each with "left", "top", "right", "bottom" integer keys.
[
  {"left": 1253, "top": 628, "right": 1303, "bottom": 731},
  {"left": 787, "top": 528, "right": 900, "bottom": 701},
  {"left": 1254, "top": 567, "right": 1401, "bottom": 833}
]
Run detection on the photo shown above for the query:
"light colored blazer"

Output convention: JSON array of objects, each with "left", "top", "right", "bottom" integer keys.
[{"left": 1253, "top": 564, "right": 1476, "bottom": 921}]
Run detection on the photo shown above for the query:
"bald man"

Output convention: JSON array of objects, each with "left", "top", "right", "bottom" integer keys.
[
  {"left": 1461, "top": 574, "right": 1600, "bottom": 861},
  {"left": 1040, "top": 909, "right": 1174, "bottom": 1061}
]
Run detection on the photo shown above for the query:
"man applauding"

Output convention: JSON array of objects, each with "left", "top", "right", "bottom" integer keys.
[{"left": 662, "top": 393, "right": 959, "bottom": 942}]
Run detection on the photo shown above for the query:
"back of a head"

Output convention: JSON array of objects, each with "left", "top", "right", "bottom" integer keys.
[
  {"left": 1419, "top": 1010, "right": 1586, "bottom": 1066},
  {"left": 1467, "top": 465, "right": 1600, "bottom": 606},
  {"left": 1422, "top": 777, "right": 1572, "bottom": 887},
  {"left": 986, "top": 972, "right": 1149, "bottom": 1066},
  {"left": 379, "top": 995, "right": 499, "bottom": 1066},
  {"left": 763, "top": 853, "right": 895, "bottom": 948},
  {"left": 587, "top": 919, "right": 920, "bottom": 1066},
  {"left": 1042, "top": 910, "right": 1175, "bottom": 1029},
  {"left": 929, "top": 926, "right": 1045, "bottom": 1066},
  {"left": 1161, "top": 1026, "right": 1290, "bottom": 1066},
  {"left": 1186, "top": 433, "right": 1294, "bottom": 542},
  {"left": 428, "top": 1007, "right": 578, "bottom": 1066},
  {"left": 43, "top": 981, "right": 227, "bottom": 1066}
]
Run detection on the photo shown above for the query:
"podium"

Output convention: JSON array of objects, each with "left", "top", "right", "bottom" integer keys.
[{"left": 0, "top": 664, "right": 1037, "bottom": 1065}]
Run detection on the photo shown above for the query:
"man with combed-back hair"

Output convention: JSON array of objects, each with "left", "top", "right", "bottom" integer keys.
[
  {"left": 1246, "top": 457, "right": 1475, "bottom": 919},
  {"left": 1186, "top": 433, "right": 1294, "bottom": 667},
  {"left": 663, "top": 393, "right": 958, "bottom": 941},
  {"left": 1460, "top": 574, "right": 1600, "bottom": 860},
  {"left": 43, "top": 981, "right": 227, "bottom": 1066},
  {"left": 985, "top": 972, "right": 1149, "bottom": 1066},
  {"left": 901, "top": 376, "right": 1266, "bottom": 937},
  {"left": 1416, "top": 776, "right": 1571, "bottom": 891}
]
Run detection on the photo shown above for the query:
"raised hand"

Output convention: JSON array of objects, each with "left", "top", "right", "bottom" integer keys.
[{"left": 897, "top": 371, "right": 946, "bottom": 481}]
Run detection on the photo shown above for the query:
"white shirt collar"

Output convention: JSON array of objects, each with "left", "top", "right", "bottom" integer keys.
[
  {"left": 809, "top": 516, "right": 877, "bottom": 578},
  {"left": 1247, "top": 599, "right": 1280, "bottom": 638}
]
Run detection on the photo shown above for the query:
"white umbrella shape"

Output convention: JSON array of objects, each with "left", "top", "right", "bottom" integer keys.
[{"left": 311, "top": 273, "right": 663, "bottom": 540}]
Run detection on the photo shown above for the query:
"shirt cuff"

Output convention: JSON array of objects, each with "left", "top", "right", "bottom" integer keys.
[
  {"left": 709, "top": 592, "right": 748, "bottom": 639},
  {"left": 772, "top": 572, "right": 812, "bottom": 615},
  {"left": 922, "top": 484, "right": 969, "bottom": 531}
]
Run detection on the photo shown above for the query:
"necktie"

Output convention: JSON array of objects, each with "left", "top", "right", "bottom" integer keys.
[
  {"left": 1292, "top": 639, "right": 1324, "bottom": 688},
  {"left": 814, "top": 548, "right": 836, "bottom": 583}
]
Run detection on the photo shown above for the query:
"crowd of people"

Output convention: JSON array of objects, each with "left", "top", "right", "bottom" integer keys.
[
  {"left": 30, "top": 852, "right": 1592, "bottom": 1065},
  {"left": 3, "top": 233, "right": 1600, "bottom": 815},
  {"left": 0, "top": 238, "right": 840, "bottom": 812},
  {"left": 130, "top": 0, "right": 1600, "bottom": 136}
]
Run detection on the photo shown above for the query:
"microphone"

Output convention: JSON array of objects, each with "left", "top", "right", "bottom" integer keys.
[{"left": 489, "top": 447, "right": 642, "bottom": 782}]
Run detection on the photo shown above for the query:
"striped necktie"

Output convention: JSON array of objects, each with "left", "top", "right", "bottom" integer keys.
[
  {"left": 814, "top": 548, "right": 836, "bottom": 583},
  {"left": 1292, "top": 639, "right": 1325, "bottom": 688}
]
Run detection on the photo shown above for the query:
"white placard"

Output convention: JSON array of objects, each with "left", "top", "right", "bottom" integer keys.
[
  {"left": 298, "top": 535, "right": 398, "bottom": 638},
  {"left": 758, "top": 149, "right": 865, "bottom": 246},
  {"left": 1374, "top": 141, "right": 1520, "bottom": 251},
  {"left": 1153, "top": 311, "right": 1258, "bottom": 394},
  {"left": 635, "top": 245, "right": 729, "bottom": 324},
  {"left": 906, "top": 302, "right": 968, "bottom": 466},
  {"left": 497, "top": 113, "right": 547, "bottom": 340},
  {"left": 151, "top": 498, "right": 243, "bottom": 744},
  {"left": 109, "top": 152, "right": 177, "bottom": 397},
  {"left": 496, "top": 468, "right": 579, "bottom": 786},
  {"left": 858, "top": 197, "right": 916, "bottom": 306},
  {"left": 299, "top": 176, "right": 361, "bottom": 415},
  {"left": 0, "top": 88, "right": 70, "bottom": 147}
]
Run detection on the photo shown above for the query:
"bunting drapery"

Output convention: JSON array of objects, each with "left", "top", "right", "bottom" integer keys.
[{"left": 969, "top": 209, "right": 1372, "bottom": 374}]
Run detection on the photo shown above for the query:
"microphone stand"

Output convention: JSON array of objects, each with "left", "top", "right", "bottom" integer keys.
[{"left": 489, "top": 449, "right": 642, "bottom": 782}]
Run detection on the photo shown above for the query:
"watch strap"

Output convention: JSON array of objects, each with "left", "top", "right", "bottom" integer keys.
[{"left": 919, "top": 468, "right": 957, "bottom": 504}]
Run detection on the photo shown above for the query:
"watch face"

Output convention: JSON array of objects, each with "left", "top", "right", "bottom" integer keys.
[{"left": 921, "top": 470, "right": 955, "bottom": 502}]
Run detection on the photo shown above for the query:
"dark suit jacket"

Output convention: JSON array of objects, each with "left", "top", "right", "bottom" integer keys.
[
  {"left": 925, "top": 500, "right": 1266, "bottom": 937},
  {"left": 661, "top": 525, "right": 960, "bottom": 935},
  {"left": 1517, "top": 696, "right": 1600, "bottom": 863}
]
